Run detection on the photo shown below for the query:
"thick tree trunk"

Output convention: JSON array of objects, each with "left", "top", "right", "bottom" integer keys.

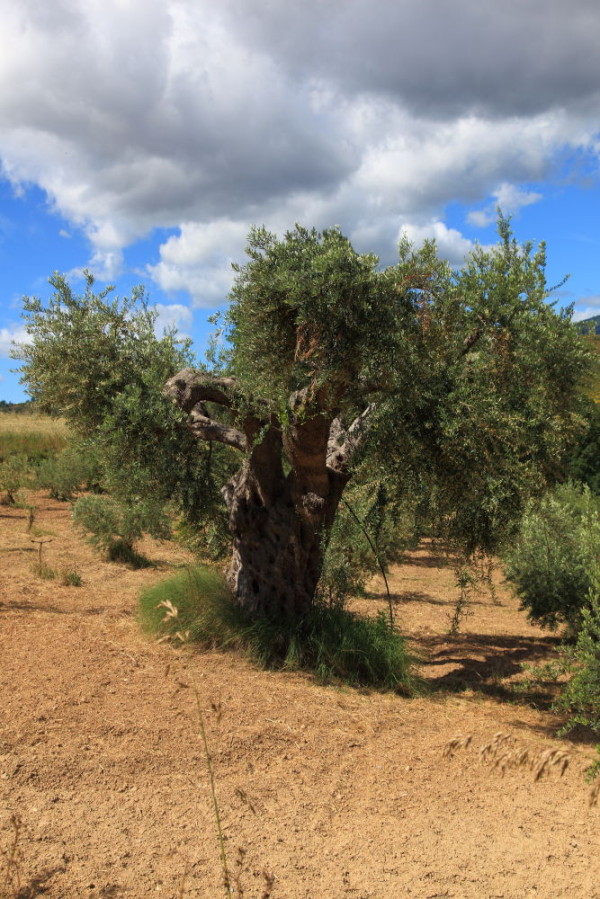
[
  {"left": 222, "top": 423, "right": 347, "bottom": 618},
  {"left": 163, "top": 370, "right": 368, "bottom": 618}
]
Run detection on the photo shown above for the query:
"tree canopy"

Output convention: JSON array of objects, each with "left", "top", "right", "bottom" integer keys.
[{"left": 15, "top": 218, "right": 590, "bottom": 618}]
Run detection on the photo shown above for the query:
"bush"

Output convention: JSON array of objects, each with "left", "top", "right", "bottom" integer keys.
[
  {"left": 37, "top": 445, "right": 103, "bottom": 501},
  {"left": 0, "top": 455, "right": 33, "bottom": 504},
  {"left": 72, "top": 493, "right": 170, "bottom": 565},
  {"left": 566, "top": 402, "right": 600, "bottom": 494},
  {"left": 139, "top": 566, "right": 416, "bottom": 691},
  {"left": 503, "top": 482, "right": 600, "bottom": 631},
  {"left": 556, "top": 579, "right": 600, "bottom": 778}
]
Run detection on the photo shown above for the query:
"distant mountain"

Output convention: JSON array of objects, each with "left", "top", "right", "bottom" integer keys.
[{"left": 575, "top": 314, "right": 600, "bottom": 335}]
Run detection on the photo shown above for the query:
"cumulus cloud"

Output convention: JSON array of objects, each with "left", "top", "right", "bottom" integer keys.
[
  {"left": 572, "top": 296, "right": 600, "bottom": 322},
  {"left": 222, "top": 0, "right": 600, "bottom": 119},
  {"left": 467, "top": 183, "right": 543, "bottom": 227},
  {"left": 0, "top": 325, "right": 31, "bottom": 358},
  {"left": 398, "top": 221, "right": 479, "bottom": 266},
  {"left": 153, "top": 302, "right": 193, "bottom": 337},
  {"left": 147, "top": 220, "right": 248, "bottom": 305},
  {"left": 0, "top": 0, "right": 599, "bottom": 298}
]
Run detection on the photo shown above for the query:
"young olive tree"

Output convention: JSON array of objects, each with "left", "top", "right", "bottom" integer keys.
[
  {"left": 15, "top": 273, "right": 232, "bottom": 539},
  {"left": 17, "top": 220, "right": 589, "bottom": 620}
]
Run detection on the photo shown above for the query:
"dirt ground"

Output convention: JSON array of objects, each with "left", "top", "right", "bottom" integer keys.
[{"left": 1, "top": 494, "right": 599, "bottom": 898}]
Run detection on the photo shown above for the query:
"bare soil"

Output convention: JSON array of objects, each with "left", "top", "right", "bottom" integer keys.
[{"left": 1, "top": 494, "right": 598, "bottom": 898}]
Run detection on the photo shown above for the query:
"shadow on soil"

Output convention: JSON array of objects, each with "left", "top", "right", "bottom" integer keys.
[
  {"left": 13, "top": 865, "right": 66, "bottom": 898},
  {"left": 0, "top": 600, "right": 127, "bottom": 616},
  {"left": 417, "top": 631, "right": 564, "bottom": 697}
]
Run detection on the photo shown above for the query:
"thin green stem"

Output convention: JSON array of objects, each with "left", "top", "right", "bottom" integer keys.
[
  {"left": 190, "top": 675, "right": 232, "bottom": 898},
  {"left": 341, "top": 498, "right": 395, "bottom": 628}
]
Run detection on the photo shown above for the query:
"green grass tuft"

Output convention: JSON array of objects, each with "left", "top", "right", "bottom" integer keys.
[{"left": 139, "top": 566, "right": 416, "bottom": 692}]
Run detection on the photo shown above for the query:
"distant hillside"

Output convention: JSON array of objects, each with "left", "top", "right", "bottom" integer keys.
[
  {"left": 0, "top": 399, "right": 36, "bottom": 414},
  {"left": 576, "top": 314, "right": 600, "bottom": 335}
]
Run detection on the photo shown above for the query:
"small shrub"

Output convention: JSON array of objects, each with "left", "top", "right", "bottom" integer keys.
[
  {"left": 72, "top": 493, "right": 169, "bottom": 566},
  {"left": 61, "top": 569, "right": 82, "bottom": 587},
  {"left": 503, "top": 482, "right": 600, "bottom": 631},
  {"left": 32, "top": 561, "right": 57, "bottom": 580},
  {"left": 0, "top": 455, "right": 32, "bottom": 505},
  {"left": 37, "top": 445, "right": 103, "bottom": 501},
  {"left": 556, "top": 580, "right": 600, "bottom": 779},
  {"left": 106, "top": 539, "right": 151, "bottom": 569},
  {"left": 139, "top": 567, "right": 416, "bottom": 692}
]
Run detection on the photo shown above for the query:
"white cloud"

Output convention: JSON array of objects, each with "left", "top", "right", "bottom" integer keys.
[
  {"left": 572, "top": 296, "right": 600, "bottom": 322},
  {"left": 0, "top": 325, "right": 31, "bottom": 358},
  {"left": 0, "top": 0, "right": 598, "bottom": 294},
  {"left": 153, "top": 302, "right": 193, "bottom": 336},
  {"left": 147, "top": 220, "right": 248, "bottom": 305},
  {"left": 398, "top": 221, "right": 479, "bottom": 266},
  {"left": 467, "top": 183, "right": 544, "bottom": 227}
]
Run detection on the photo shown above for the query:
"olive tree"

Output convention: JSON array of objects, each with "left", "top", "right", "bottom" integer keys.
[
  {"left": 17, "top": 219, "right": 589, "bottom": 620},
  {"left": 163, "top": 220, "right": 588, "bottom": 616}
]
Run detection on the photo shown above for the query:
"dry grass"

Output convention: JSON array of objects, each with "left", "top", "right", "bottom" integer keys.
[
  {"left": 0, "top": 413, "right": 69, "bottom": 461},
  {"left": 0, "top": 413, "right": 67, "bottom": 437},
  {"left": 443, "top": 730, "right": 600, "bottom": 805}
]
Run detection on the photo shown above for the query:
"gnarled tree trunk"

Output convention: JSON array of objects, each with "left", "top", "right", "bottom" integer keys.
[{"left": 164, "top": 369, "right": 367, "bottom": 618}]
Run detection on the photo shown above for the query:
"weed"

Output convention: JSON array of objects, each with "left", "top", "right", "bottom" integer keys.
[
  {"left": 448, "top": 563, "right": 476, "bottom": 635},
  {"left": 188, "top": 673, "right": 233, "bottom": 898},
  {"left": 140, "top": 567, "right": 416, "bottom": 692},
  {"left": 441, "top": 730, "right": 600, "bottom": 804},
  {"left": 32, "top": 561, "right": 57, "bottom": 581},
  {"left": 61, "top": 569, "right": 82, "bottom": 587}
]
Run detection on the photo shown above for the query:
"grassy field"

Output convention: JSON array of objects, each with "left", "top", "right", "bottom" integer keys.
[{"left": 0, "top": 412, "right": 70, "bottom": 461}]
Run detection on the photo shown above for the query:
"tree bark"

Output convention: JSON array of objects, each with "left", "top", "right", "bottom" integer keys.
[
  {"left": 221, "top": 422, "right": 348, "bottom": 617},
  {"left": 164, "top": 368, "right": 371, "bottom": 618}
]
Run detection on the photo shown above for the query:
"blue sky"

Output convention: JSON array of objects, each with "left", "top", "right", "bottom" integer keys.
[{"left": 1, "top": 0, "right": 599, "bottom": 402}]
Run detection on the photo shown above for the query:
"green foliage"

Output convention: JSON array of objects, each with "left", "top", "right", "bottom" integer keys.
[
  {"left": 226, "top": 217, "right": 589, "bottom": 561},
  {"left": 61, "top": 569, "right": 82, "bottom": 587},
  {"left": 503, "top": 482, "right": 600, "bottom": 630},
  {"left": 565, "top": 401, "right": 600, "bottom": 494},
  {"left": 226, "top": 224, "right": 399, "bottom": 411},
  {"left": 318, "top": 478, "right": 420, "bottom": 604},
  {"left": 386, "top": 219, "right": 589, "bottom": 557},
  {"left": 556, "top": 580, "right": 600, "bottom": 779},
  {"left": 72, "top": 493, "right": 168, "bottom": 565},
  {"left": 37, "top": 444, "right": 103, "bottom": 501},
  {"left": 15, "top": 272, "right": 233, "bottom": 543},
  {"left": 0, "top": 455, "right": 33, "bottom": 504},
  {"left": 139, "top": 567, "right": 415, "bottom": 691}
]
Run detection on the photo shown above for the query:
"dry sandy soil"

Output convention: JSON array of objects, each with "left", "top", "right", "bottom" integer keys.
[{"left": 1, "top": 494, "right": 599, "bottom": 898}]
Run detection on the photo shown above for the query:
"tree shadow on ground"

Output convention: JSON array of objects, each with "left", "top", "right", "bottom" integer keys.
[
  {"left": 0, "top": 600, "right": 118, "bottom": 616},
  {"left": 363, "top": 589, "right": 451, "bottom": 607},
  {"left": 416, "top": 631, "right": 567, "bottom": 712},
  {"left": 14, "top": 865, "right": 66, "bottom": 898},
  {"left": 401, "top": 552, "right": 456, "bottom": 569}
]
